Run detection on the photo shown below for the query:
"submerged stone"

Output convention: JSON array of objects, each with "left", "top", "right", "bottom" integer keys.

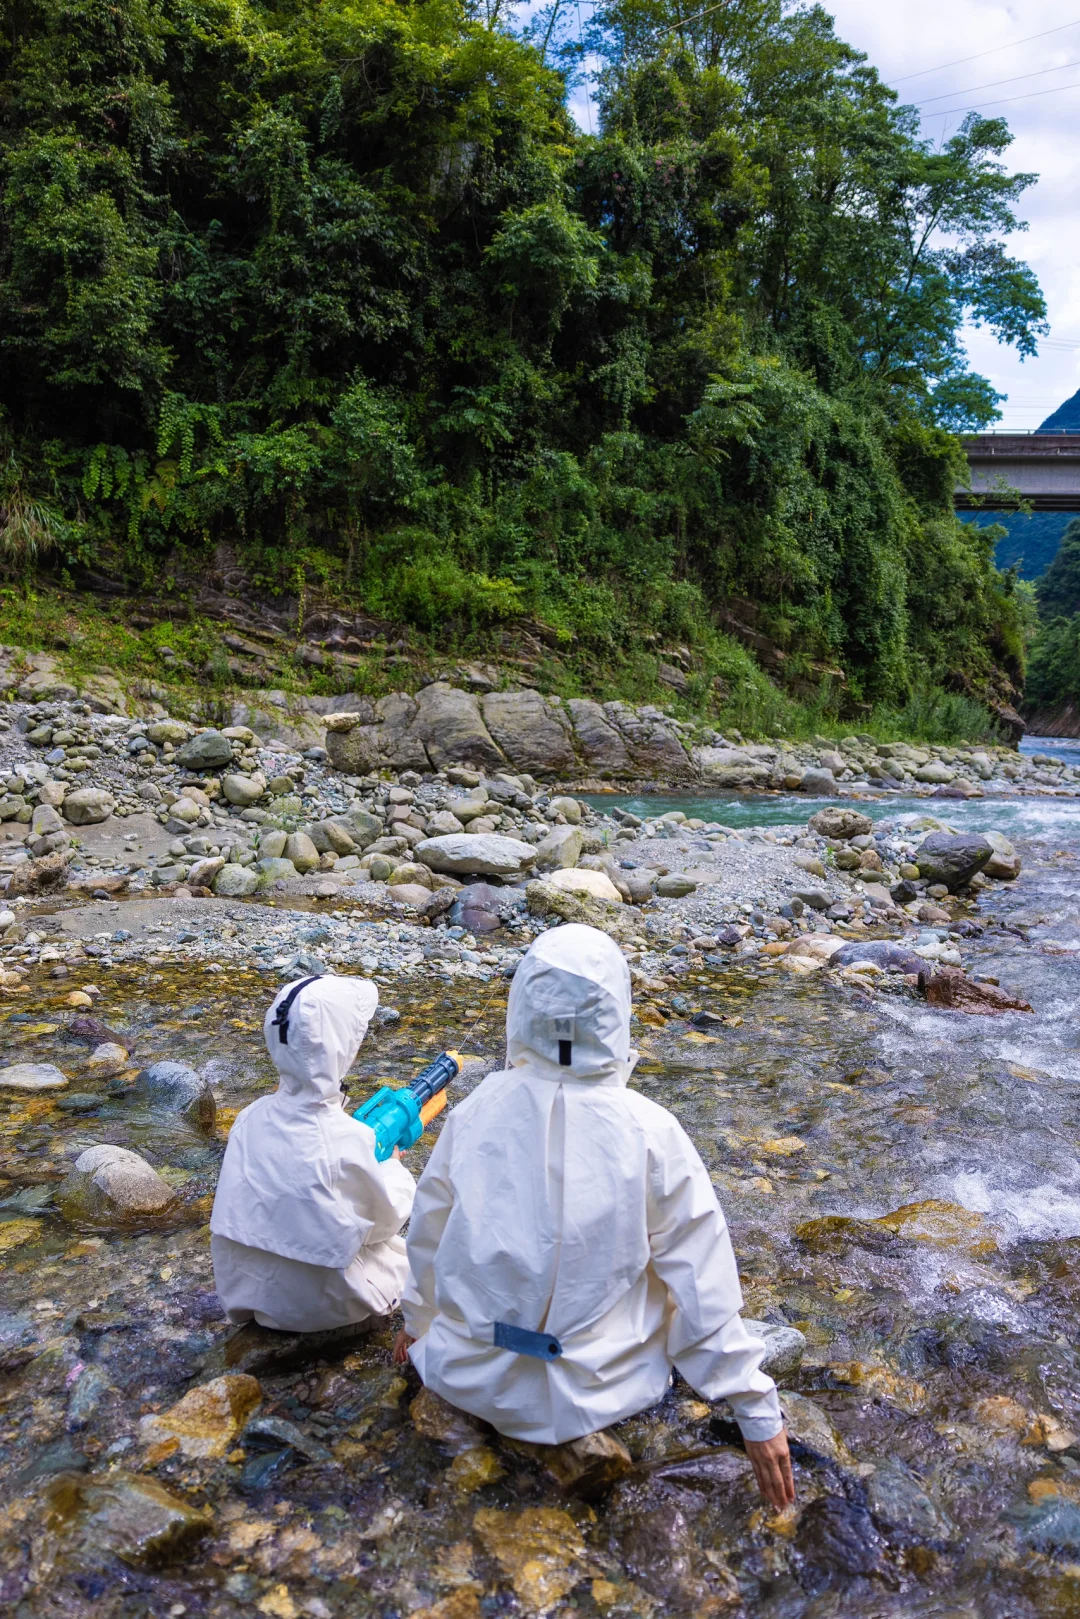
[
  {"left": 140, "top": 1373, "right": 262, "bottom": 1458},
  {"left": 39, "top": 1469, "right": 213, "bottom": 1569},
  {"left": 58, "top": 1145, "right": 175, "bottom": 1223}
]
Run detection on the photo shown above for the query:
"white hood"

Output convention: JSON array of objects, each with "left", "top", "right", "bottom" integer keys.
[
  {"left": 506, "top": 924, "right": 635, "bottom": 1085},
  {"left": 211, "top": 975, "right": 415, "bottom": 1269}
]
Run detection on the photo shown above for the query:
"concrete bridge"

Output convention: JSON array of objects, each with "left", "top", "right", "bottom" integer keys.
[{"left": 957, "top": 433, "right": 1080, "bottom": 512}]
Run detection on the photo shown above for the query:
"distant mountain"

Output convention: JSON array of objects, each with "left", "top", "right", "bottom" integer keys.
[
  {"left": 1038, "top": 388, "right": 1080, "bottom": 433},
  {"left": 963, "top": 511, "right": 1075, "bottom": 580}
]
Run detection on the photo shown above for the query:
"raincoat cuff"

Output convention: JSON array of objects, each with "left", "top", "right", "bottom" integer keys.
[{"left": 735, "top": 1410, "right": 785, "bottom": 1443}]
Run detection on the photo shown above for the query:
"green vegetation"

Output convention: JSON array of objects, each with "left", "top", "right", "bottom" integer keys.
[
  {"left": 0, "top": 0, "right": 1047, "bottom": 738},
  {"left": 1025, "top": 519, "right": 1080, "bottom": 714}
]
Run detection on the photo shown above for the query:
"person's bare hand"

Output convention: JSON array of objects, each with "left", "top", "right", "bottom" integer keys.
[
  {"left": 392, "top": 1328, "right": 414, "bottom": 1367},
  {"left": 744, "top": 1429, "right": 795, "bottom": 1510},
  {"left": 392, "top": 1146, "right": 402, "bottom": 1159}
]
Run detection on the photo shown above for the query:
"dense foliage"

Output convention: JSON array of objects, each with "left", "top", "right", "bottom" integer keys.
[
  {"left": 0, "top": 0, "right": 1047, "bottom": 720},
  {"left": 1026, "top": 520, "right": 1080, "bottom": 713}
]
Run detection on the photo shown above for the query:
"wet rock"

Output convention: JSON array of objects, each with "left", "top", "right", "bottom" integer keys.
[
  {"left": 242, "top": 1413, "right": 333, "bottom": 1465},
  {"left": 781, "top": 1393, "right": 859, "bottom": 1468},
  {"left": 924, "top": 968, "right": 1033, "bottom": 1015},
  {"left": 140, "top": 1373, "right": 262, "bottom": 1458},
  {"left": 66, "top": 1363, "right": 114, "bottom": 1431},
  {"left": 39, "top": 1469, "right": 213, "bottom": 1569},
  {"left": 655, "top": 873, "right": 697, "bottom": 898},
  {"left": 914, "top": 831, "right": 992, "bottom": 891},
  {"left": 283, "top": 831, "right": 319, "bottom": 874},
  {"left": 482, "top": 690, "right": 576, "bottom": 777},
  {"left": 744, "top": 1318, "right": 806, "bottom": 1380},
  {"left": 15, "top": 1436, "right": 87, "bottom": 1484},
  {"left": 58, "top": 1144, "right": 175, "bottom": 1222},
  {"left": 0, "top": 1061, "right": 68, "bottom": 1091},
  {"left": 55, "top": 1093, "right": 102, "bottom": 1114},
  {"left": 175, "top": 729, "right": 233, "bottom": 770},
  {"left": 85, "top": 1041, "right": 130, "bottom": 1077},
  {"left": 417, "top": 832, "right": 537, "bottom": 878},
  {"left": 214, "top": 862, "right": 259, "bottom": 897},
  {"left": 797, "top": 1495, "right": 894, "bottom": 1588},
  {"left": 132, "top": 1060, "right": 216, "bottom": 1128},
  {"left": 876, "top": 1199, "right": 997, "bottom": 1251},
  {"left": 831, "top": 940, "right": 929, "bottom": 975},
  {"left": 473, "top": 1505, "right": 590, "bottom": 1610},
  {"left": 410, "top": 1387, "right": 489, "bottom": 1455},
  {"left": 622, "top": 1498, "right": 728, "bottom": 1611},
  {"left": 62, "top": 787, "right": 115, "bottom": 825},
  {"left": 800, "top": 767, "right": 836, "bottom": 794},
  {"left": 0, "top": 1218, "right": 44, "bottom": 1252},
  {"left": 866, "top": 1456, "right": 953, "bottom": 1540},
  {"left": 544, "top": 1430, "right": 633, "bottom": 1498},
  {"left": 548, "top": 867, "right": 623, "bottom": 903},
  {"left": 716, "top": 924, "right": 746, "bottom": 947},
  {"left": 446, "top": 1445, "right": 505, "bottom": 1493},
  {"left": 808, "top": 807, "right": 874, "bottom": 840},
  {"left": 983, "top": 829, "right": 1021, "bottom": 880},
  {"left": 534, "top": 825, "right": 584, "bottom": 871},
  {"left": 795, "top": 1215, "right": 908, "bottom": 1257}
]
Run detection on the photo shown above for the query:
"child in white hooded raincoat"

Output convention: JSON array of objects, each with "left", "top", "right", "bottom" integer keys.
[
  {"left": 401, "top": 924, "right": 791, "bottom": 1504},
  {"left": 211, "top": 975, "right": 415, "bottom": 1332}
]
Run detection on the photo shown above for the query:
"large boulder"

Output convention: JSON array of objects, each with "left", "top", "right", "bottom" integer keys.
[
  {"left": 692, "top": 747, "right": 771, "bottom": 788},
  {"left": 914, "top": 831, "right": 992, "bottom": 891},
  {"left": 449, "top": 881, "right": 509, "bottom": 934},
  {"left": 131, "top": 1061, "right": 216, "bottom": 1129},
  {"left": 525, "top": 880, "right": 637, "bottom": 943},
  {"left": 255, "top": 856, "right": 300, "bottom": 889},
  {"left": 325, "top": 716, "right": 381, "bottom": 775},
  {"left": 603, "top": 703, "right": 691, "bottom": 779},
  {"left": 371, "top": 693, "right": 428, "bottom": 772},
  {"left": 187, "top": 856, "right": 225, "bottom": 889},
  {"left": 146, "top": 720, "right": 189, "bottom": 745},
  {"left": 31, "top": 803, "right": 65, "bottom": 837},
  {"left": 566, "top": 699, "right": 633, "bottom": 777},
  {"left": 831, "top": 940, "right": 930, "bottom": 975},
  {"left": 222, "top": 773, "right": 265, "bottom": 808},
  {"left": 63, "top": 788, "right": 115, "bottom": 826},
  {"left": 799, "top": 768, "right": 836, "bottom": 795},
  {"left": 175, "top": 730, "right": 233, "bottom": 771},
  {"left": 809, "top": 807, "right": 874, "bottom": 841},
  {"left": 547, "top": 867, "right": 623, "bottom": 903},
  {"left": 409, "top": 683, "right": 504, "bottom": 771},
  {"left": 533, "top": 825, "right": 584, "bottom": 871},
  {"left": 213, "top": 862, "right": 259, "bottom": 898},
  {"left": 36, "top": 1469, "right": 212, "bottom": 1571},
  {"left": 283, "top": 831, "right": 320, "bottom": 874},
  {"left": 482, "top": 690, "right": 576, "bottom": 777},
  {"left": 914, "top": 760, "right": 956, "bottom": 785},
  {"left": 983, "top": 830, "right": 1021, "bottom": 880},
  {"left": 58, "top": 1145, "right": 175, "bottom": 1222},
  {"left": 415, "top": 833, "right": 537, "bottom": 879}
]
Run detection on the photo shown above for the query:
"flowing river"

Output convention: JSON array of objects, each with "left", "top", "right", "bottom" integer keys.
[{"left": 1, "top": 742, "right": 1078, "bottom": 1615}]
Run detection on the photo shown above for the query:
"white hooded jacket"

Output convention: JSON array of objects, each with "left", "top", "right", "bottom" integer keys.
[
  {"left": 402, "top": 924, "right": 783, "bottom": 1444},
  {"left": 211, "top": 975, "right": 415, "bottom": 1332}
]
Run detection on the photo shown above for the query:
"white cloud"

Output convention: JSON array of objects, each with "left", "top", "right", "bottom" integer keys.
[{"left": 826, "top": 0, "right": 1080, "bottom": 429}]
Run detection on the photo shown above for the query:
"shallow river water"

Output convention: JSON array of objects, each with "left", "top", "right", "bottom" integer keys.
[{"left": 0, "top": 764, "right": 1078, "bottom": 1617}]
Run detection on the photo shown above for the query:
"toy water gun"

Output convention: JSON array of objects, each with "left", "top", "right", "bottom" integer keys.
[{"left": 353, "top": 1050, "right": 462, "bottom": 1161}]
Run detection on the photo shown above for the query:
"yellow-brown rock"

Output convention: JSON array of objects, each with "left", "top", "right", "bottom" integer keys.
[{"left": 140, "top": 1373, "right": 262, "bottom": 1458}]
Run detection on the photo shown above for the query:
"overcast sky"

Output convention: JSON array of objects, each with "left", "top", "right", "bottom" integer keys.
[
  {"left": 566, "top": 2, "right": 1080, "bottom": 432},
  {"left": 829, "top": 0, "right": 1080, "bottom": 432}
]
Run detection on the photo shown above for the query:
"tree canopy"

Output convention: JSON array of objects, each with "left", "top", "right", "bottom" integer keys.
[{"left": 0, "top": 0, "right": 1046, "bottom": 720}]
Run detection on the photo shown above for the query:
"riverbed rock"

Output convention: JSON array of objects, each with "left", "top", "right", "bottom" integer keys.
[
  {"left": 416, "top": 833, "right": 536, "bottom": 878},
  {"left": 6, "top": 849, "right": 72, "bottom": 895},
  {"left": 31, "top": 803, "right": 65, "bottom": 837},
  {"left": 809, "top": 807, "right": 874, "bottom": 840},
  {"left": 831, "top": 939, "right": 930, "bottom": 975},
  {"left": 915, "top": 831, "right": 993, "bottom": 891},
  {"left": 544, "top": 1430, "right": 633, "bottom": 1498},
  {"left": 526, "top": 880, "right": 636, "bottom": 943},
  {"left": 692, "top": 746, "right": 771, "bottom": 787},
  {"left": 983, "top": 830, "right": 1021, "bottom": 880},
  {"left": 187, "top": 856, "right": 225, "bottom": 889},
  {"left": 283, "top": 831, "right": 320, "bottom": 874},
  {"left": 606, "top": 703, "right": 691, "bottom": 779},
  {"left": 655, "top": 873, "right": 698, "bottom": 898},
  {"left": 799, "top": 767, "right": 836, "bottom": 794},
  {"left": 62, "top": 787, "right": 115, "bottom": 825},
  {"left": 914, "top": 760, "right": 956, "bottom": 785},
  {"left": 140, "top": 1373, "right": 262, "bottom": 1458},
  {"left": 408, "top": 683, "right": 503, "bottom": 771},
  {"left": 0, "top": 1062, "right": 68, "bottom": 1091},
  {"left": 482, "top": 690, "right": 576, "bottom": 777},
  {"left": 534, "top": 826, "right": 584, "bottom": 871},
  {"left": 39, "top": 1469, "right": 213, "bottom": 1570},
  {"left": 448, "top": 881, "right": 506, "bottom": 934},
  {"left": 549, "top": 794, "right": 583, "bottom": 824},
  {"left": 59, "top": 1145, "right": 175, "bottom": 1222},
  {"left": 132, "top": 1060, "right": 216, "bottom": 1128},
  {"left": 256, "top": 856, "right": 300, "bottom": 889},
  {"left": 566, "top": 699, "right": 633, "bottom": 777},
  {"left": 175, "top": 729, "right": 233, "bottom": 770},
  {"left": 85, "top": 1042, "right": 130, "bottom": 1077},
  {"left": 222, "top": 772, "right": 265, "bottom": 807},
  {"left": 547, "top": 867, "right": 622, "bottom": 903},
  {"left": 213, "top": 862, "right": 259, "bottom": 897},
  {"left": 924, "top": 967, "right": 1033, "bottom": 1015},
  {"left": 744, "top": 1318, "right": 806, "bottom": 1381},
  {"left": 474, "top": 1505, "right": 589, "bottom": 1610},
  {"left": 326, "top": 719, "right": 381, "bottom": 775}
]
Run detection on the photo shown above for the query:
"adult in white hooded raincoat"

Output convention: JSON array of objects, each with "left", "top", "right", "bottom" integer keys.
[
  {"left": 401, "top": 924, "right": 792, "bottom": 1505},
  {"left": 211, "top": 975, "right": 415, "bottom": 1332}
]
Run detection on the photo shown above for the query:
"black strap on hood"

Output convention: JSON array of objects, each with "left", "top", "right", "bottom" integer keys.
[{"left": 270, "top": 975, "right": 322, "bottom": 1045}]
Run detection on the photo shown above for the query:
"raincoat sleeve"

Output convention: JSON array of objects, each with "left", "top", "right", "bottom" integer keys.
[
  {"left": 336, "top": 1123, "right": 417, "bottom": 1248},
  {"left": 647, "top": 1119, "right": 783, "bottom": 1443},
  {"left": 400, "top": 1126, "right": 455, "bottom": 1338}
]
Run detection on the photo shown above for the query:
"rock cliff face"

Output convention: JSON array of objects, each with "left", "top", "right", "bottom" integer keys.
[
  {"left": 1020, "top": 698, "right": 1080, "bottom": 739},
  {"left": 325, "top": 682, "right": 698, "bottom": 782}
]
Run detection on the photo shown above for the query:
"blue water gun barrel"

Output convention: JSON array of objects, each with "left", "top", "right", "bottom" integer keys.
[{"left": 353, "top": 1050, "right": 462, "bottom": 1161}]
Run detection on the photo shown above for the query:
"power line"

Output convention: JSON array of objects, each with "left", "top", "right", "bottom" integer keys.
[
  {"left": 923, "top": 76, "right": 1080, "bottom": 117},
  {"left": 915, "top": 56, "right": 1080, "bottom": 106},
  {"left": 889, "top": 17, "right": 1080, "bottom": 85}
]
